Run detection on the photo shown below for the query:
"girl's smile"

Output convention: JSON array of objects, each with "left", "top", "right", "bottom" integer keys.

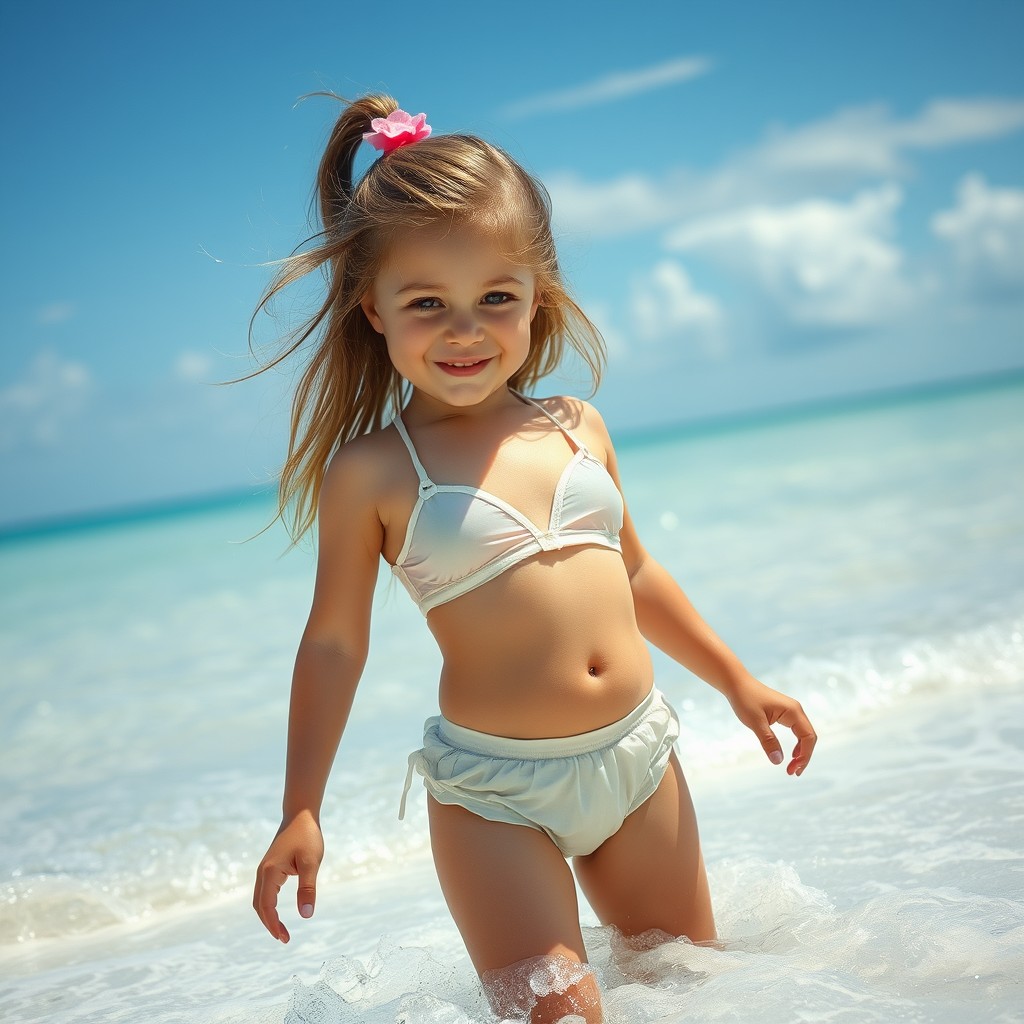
[{"left": 437, "top": 356, "right": 494, "bottom": 376}]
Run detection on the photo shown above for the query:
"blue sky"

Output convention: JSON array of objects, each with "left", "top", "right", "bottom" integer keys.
[{"left": 2, "top": 0, "right": 1022, "bottom": 525}]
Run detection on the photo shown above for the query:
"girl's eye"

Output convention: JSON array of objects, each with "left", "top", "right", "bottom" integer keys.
[
  {"left": 483, "top": 292, "right": 514, "bottom": 306},
  {"left": 411, "top": 297, "right": 442, "bottom": 310}
]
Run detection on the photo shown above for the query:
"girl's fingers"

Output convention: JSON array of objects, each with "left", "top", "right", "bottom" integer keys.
[
  {"left": 254, "top": 863, "right": 291, "bottom": 942},
  {"left": 753, "top": 722, "right": 786, "bottom": 765},
  {"left": 731, "top": 681, "right": 817, "bottom": 775},
  {"left": 751, "top": 697, "right": 816, "bottom": 776},
  {"left": 780, "top": 705, "right": 817, "bottom": 775},
  {"left": 296, "top": 854, "right": 319, "bottom": 919}
]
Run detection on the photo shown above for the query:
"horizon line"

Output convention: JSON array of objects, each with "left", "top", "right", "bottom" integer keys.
[{"left": 2, "top": 365, "right": 1022, "bottom": 544}]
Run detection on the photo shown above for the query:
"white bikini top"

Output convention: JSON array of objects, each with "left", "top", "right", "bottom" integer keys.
[{"left": 390, "top": 392, "right": 624, "bottom": 615}]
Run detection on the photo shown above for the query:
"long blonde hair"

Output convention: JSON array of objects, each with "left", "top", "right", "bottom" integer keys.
[{"left": 250, "top": 94, "right": 606, "bottom": 541}]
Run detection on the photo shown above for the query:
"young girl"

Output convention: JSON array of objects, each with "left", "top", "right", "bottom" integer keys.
[{"left": 252, "top": 95, "right": 816, "bottom": 1023}]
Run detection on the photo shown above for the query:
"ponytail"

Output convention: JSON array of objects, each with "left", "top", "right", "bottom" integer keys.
[{"left": 315, "top": 93, "right": 397, "bottom": 229}]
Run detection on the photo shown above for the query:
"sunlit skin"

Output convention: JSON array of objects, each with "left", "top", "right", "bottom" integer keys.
[{"left": 253, "top": 225, "right": 817, "bottom": 1023}]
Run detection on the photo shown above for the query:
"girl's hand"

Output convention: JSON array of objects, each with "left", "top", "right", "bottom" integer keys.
[
  {"left": 725, "top": 675, "right": 817, "bottom": 775},
  {"left": 253, "top": 810, "right": 324, "bottom": 943}
]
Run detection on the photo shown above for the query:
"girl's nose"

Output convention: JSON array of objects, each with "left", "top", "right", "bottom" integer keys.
[{"left": 446, "top": 310, "right": 484, "bottom": 343}]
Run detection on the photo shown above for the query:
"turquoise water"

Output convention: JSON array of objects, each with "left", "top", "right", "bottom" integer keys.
[{"left": 1, "top": 379, "right": 1022, "bottom": 1023}]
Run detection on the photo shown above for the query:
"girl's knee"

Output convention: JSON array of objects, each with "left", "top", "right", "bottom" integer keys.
[{"left": 481, "top": 953, "right": 603, "bottom": 1023}]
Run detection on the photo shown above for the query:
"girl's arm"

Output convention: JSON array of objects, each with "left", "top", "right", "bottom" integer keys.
[
  {"left": 253, "top": 445, "right": 384, "bottom": 943},
  {"left": 584, "top": 403, "right": 817, "bottom": 775}
]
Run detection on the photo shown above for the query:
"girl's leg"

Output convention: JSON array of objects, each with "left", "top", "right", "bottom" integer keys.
[
  {"left": 427, "top": 797, "right": 603, "bottom": 1024},
  {"left": 572, "top": 751, "right": 715, "bottom": 942}
]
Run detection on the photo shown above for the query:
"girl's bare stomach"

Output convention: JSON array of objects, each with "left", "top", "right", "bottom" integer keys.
[{"left": 428, "top": 547, "right": 653, "bottom": 738}]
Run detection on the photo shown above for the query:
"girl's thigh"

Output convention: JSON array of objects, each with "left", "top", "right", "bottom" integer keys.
[
  {"left": 427, "top": 797, "right": 587, "bottom": 970},
  {"left": 572, "top": 751, "right": 715, "bottom": 943},
  {"left": 427, "top": 797, "right": 603, "bottom": 1022}
]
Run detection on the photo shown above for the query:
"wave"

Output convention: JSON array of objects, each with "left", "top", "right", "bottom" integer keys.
[
  {"left": 676, "top": 611, "right": 1024, "bottom": 774},
  {"left": 0, "top": 780, "right": 433, "bottom": 947},
  {"left": 281, "top": 858, "right": 1024, "bottom": 1024}
]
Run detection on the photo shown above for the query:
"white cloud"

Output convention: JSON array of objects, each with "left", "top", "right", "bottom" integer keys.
[
  {"left": 631, "top": 261, "right": 725, "bottom": 356},
  {"left": 501, "top": 55, "right": 713, "bottom": 119},
  {"left": 35, "top": 302, "right": 76, "bottom": 326},
  {"left": 175, "top": 350, "right": 214, "bottom": 383},
  {"left": 899, "top": 98, "right": 1024, "bottom": 147},
  {"left": 547, "top": 97, "right": 1024, "bottom": 237},
  {"left": 932, "top": 174, "right": 1024, "bottom": 298},
  {"left": 666, "top": 184, "right": 914, "bottom": 330},
  {"left": 0, "top": 351, "right": 93, "bottom": 449},
  {"left": 549, "top": 169, "right": 696, "bottom": 237},
  {"left": 758, "top": 97, "right": 1024, "bottom": 177}
]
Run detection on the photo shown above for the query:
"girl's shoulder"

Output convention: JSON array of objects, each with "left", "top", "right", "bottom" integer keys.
[
  {"left": 320, "top": 422, "right": 409, "bottom": 511},
  {"left": 530, "top": 391, "right": 601, "bottom": 421},
  {"left": 531, "top": 393, "right": 613, "bottom": 450}
]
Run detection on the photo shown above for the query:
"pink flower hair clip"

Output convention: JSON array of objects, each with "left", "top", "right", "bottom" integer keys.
[{"left": 362, "top": 109, "right": 432, "bottom": 154}]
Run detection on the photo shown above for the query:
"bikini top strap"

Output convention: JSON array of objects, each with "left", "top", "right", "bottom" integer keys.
[
  {"left": 511, "top": 390, "right": 589, "bottom": 454},
  {"left": 392, "top": 414, "right": 435, "bottom": 490}
]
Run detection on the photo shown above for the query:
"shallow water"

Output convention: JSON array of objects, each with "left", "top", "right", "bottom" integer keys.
[{"left": 2, "top": 378, "right": 1022, "bottom": 1022}]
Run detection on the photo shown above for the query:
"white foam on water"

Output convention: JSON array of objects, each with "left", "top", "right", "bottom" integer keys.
[
  {"left": 0, "top": 763, "right": 433, "bottom": 944},
  {"left": 275, "top": 862, "right": 1024, "bottom": 1024},
  {"left": 668, "top": 611, "right": 1024, "bottom": 776}
]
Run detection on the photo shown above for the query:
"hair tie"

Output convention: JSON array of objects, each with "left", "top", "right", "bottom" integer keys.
[{"left": 362, "top": 109, "right": 432, "bottom": 154}]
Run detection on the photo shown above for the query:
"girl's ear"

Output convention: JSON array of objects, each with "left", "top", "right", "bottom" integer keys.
[
  {"left": 360, "top": 294, "right": 385, "bottom": 334},
  {"left": 530, "top": 291, "right": 542, "bottom": 322}
]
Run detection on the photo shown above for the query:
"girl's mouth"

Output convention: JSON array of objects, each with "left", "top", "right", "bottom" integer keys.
[{"left": 437, "top": 358, "right": 492, "bottom": 377}]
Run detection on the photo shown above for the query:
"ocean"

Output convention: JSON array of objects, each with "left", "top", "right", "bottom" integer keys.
[{"left": 2, "top": 377, "right": 1022, "bottom": 1023}]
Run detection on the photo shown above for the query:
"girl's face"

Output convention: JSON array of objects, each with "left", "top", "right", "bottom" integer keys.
[{"left": 360, "top": 227, "right": 540, "bottom": 409}]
